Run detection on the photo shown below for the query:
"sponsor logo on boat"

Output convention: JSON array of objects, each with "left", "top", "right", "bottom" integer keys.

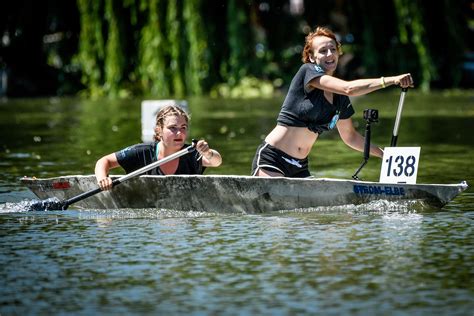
[{"left": 353, "top": 185, "right": 405, "bottom": 196}]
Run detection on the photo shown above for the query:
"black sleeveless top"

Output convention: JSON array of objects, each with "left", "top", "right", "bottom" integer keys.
[
  {"left": 115, "top": 142, "right": 204, "bottom": 175},
  {"left": 277, "top": 63, "right": 355, "bottom": 134}
]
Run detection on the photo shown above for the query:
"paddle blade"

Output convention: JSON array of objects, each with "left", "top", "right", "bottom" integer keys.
[{"left": 26, "top": 197, "right": 68, "bottom": 211}]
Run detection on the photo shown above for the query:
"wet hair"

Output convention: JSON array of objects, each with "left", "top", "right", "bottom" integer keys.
[
  {"left": 302, "top": 26, "right": 342, "bottom": 63},
  {"left": 154, "top": 105, "right": 189, "bottom": 141}
]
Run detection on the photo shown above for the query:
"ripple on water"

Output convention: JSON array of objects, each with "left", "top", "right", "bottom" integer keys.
[{"left": 278, "top": 199, "right": 428, "bottom": 215}]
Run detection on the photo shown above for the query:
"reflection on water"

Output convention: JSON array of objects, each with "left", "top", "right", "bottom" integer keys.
[{"left": 1, "top": 92, "right": 473, "bottom": 314}]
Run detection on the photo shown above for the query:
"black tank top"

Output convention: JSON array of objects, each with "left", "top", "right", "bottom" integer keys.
[{"left": 277, "top": 63, "right": 355, "bottom": 134}]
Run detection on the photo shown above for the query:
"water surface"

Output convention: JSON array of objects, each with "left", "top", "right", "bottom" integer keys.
[{"left": 1, "top": 92, "right": 473, "bottom": 315}]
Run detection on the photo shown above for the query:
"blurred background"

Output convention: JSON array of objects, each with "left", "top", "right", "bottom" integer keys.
[{"left": 0, "top": 0, "right": 473, "bottom": 99}]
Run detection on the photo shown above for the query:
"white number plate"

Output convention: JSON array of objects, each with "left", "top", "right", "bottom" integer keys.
[{"left": 379, "top": 147, "right": 420, "bottom": 184}]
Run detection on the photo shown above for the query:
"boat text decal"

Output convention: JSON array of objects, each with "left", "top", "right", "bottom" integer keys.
[{"left": 353, "top": 185, "right": 405, "bottom": 196}]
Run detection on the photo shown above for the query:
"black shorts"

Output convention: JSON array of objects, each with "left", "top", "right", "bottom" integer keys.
[{"left": 251, "top": 142, "right": 311, "bottom": 178}]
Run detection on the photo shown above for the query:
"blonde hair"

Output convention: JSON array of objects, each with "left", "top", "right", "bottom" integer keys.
[
  {"left": 153, "top": 105, "right": 189, "bottom": 141},
  {"left": 302, "top": 26, "right": 342, "bottom": 63}
]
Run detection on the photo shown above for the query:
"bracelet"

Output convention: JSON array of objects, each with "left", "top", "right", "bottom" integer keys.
[{"left": 380, "top": 77, "right": 386, "bottom": 88}]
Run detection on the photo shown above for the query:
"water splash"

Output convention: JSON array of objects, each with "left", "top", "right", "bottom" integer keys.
[
  {"left": 0, "top": 197, "right": 63, "bottom": 213},
  {"left": 0, "top": 198, "right": 432, "bottom": 216},
  {"left": 77, "top": 208, "right": 221, "bottom": 220}
]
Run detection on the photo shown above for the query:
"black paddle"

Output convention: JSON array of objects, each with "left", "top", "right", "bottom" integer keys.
[
  {"left": 27, "top": 141, "right": 197, "bottom": 211},
  {"left": 390, "top": 88, "right": 408, "bottom": 147}
]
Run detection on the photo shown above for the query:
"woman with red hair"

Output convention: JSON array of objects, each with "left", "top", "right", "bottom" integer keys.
[{"left": 251, "top": 26, "right": 413, "bottom": 178}]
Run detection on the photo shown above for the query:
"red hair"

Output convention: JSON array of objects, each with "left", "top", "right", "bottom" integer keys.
[{"left": 302, "top": 26, "right": 342, "bottom": 63}]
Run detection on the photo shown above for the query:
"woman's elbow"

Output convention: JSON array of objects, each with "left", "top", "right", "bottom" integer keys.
[
  {"left": 341, "top": 84, "right": 356, "bottom": 96},
  {"left": 342, "top": 84, "right": 364, "bottom": 97},
  {"left": 95, "top": 157, "right": 107, "bottom": 172},
  {"left": 95, "top": 155, "right": 116, "bottom": 172}
]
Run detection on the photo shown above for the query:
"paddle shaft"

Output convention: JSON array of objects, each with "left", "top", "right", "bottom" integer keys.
[
  {"left": 62, "top": 144, "right": 196, "bottom": 209},
  {"left": 390, "top": 88, "right": 408, "bottom": 147}
]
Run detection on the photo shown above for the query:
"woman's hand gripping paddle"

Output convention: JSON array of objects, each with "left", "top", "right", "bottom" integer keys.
[{"left": 27, "top": 141, "right": 197, "bottom": 211}]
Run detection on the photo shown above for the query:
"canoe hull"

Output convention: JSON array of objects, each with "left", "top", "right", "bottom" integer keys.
[{"left": 20, "top": 175, "right": 468, "bottom": 212}]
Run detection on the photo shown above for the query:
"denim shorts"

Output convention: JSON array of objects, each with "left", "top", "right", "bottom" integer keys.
[{"left": 251, "top": 142, "right": 310, "bottom": 178}]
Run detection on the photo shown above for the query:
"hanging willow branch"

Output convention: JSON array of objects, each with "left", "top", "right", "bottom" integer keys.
[
  {"left": 138, "top": 0, "right": 169, "bottom": 97},
  {"left": 394, "top": 0, "right": 435, "bottom": 92},
  {"left": 76, "top": 0, "right": 105, "bottom": 96},
  {"left": 183, "top": 0, "right": 208, "bottom": 95},
  {"left": 71, "top": 0, "right": 467, "bottom": 98},
  {"left": 166, "top": 0, "right": 185, "bottom": 97},
  {"left": 225, "top": 0, "right": 251, "bottom": 87},
  {"left": 104, "top": 0, "right": 126, "bottom": 97}
]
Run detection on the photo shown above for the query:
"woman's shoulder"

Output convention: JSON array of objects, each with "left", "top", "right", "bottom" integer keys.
[
  {"left": 124, "top": 142, "right": 155, "bottom": 151},
  {"left": 135, "top": 141, "right": 156, "bottom": 148},
  {"left": 117, "top": 142, "right": 155, "bottom": 156},
  {"left": 299, "top": 62, "right": 325, "bottom": 74},
  {"left": 115, "top": 142, "right": 156, "bottom": 166}
]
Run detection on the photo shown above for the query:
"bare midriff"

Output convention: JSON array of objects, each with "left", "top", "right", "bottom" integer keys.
[{"left": 264, "top": 125, "right": 318, "bottom": 159}]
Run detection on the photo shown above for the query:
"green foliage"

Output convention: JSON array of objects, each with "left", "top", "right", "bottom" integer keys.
[
  {"left": 76, "top": 0, "right": 105, "bottom": 97},
  {"left": 66, "top": 0, "right": 471, "bottom": 98},
  {"left": 211, "top": 76, "right": 276, "bottom": 99},
  {"left": 356, "top": 1, "right": 389, "bottom": 76},
  {"left": 166, "top": 0, "right": 185, "bottom": 97},
  {"left": 104, "top": 0, "right": 126, "bottom": 97},
  {"left": 138, "top": 0, "right": 169, "bottom": 97},
  {"left": 394, "top": 0, "right": 436, "bottom": 92},
  {"left": 225, "top": 0, "right": 251, "bottom": 87},
  {"left": 183, "top": 0, "right": 208, "bottom": 95}
]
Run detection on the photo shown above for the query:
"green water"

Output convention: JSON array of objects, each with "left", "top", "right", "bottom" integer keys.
[
  {"left": 0, "top": 91, "right": 473, "bottom": 315},
  {"left": 1, "top": 91, "right": 473, "bottom": 187}
]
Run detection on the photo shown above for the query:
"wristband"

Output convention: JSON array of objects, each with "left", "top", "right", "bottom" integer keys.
[{"left": 380, "top": 77, "right": 386, "bottom": 88}]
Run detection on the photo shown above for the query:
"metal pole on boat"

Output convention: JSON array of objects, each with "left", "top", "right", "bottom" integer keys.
[
  {"left": 352, "top": 109, "right": 378, "bottom": 180},
  {"left": 390, "top": 88, "right": 408, "bottom": 147}
]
